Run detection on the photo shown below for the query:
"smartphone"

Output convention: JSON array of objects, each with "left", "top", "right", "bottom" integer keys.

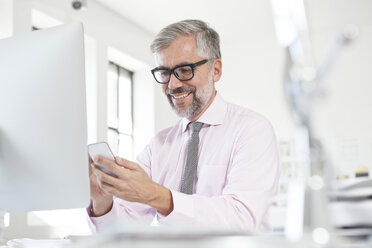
[{"left": 88, "top": 142, "right": 118, "bottom": 177}]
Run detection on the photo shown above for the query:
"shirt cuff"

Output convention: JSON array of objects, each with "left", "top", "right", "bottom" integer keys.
[
  {"left": 88, "top": 201, "right": 118, "bottom": 232},
  {"left": 157, "top": 190, "right": 196, "bottom": 225},
  {"left": 85, "top": 201, "right": 97, "bottom": 233},
  {"left": 86, "top": 200, "right": 94, "bottom": 217}
]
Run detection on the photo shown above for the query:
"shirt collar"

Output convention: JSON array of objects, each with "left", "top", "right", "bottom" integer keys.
[{"left": 181, "top": 92, "right": 227, "bottom": 133}]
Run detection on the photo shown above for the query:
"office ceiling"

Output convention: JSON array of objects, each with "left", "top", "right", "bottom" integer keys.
[
  {"left": 94, "top": 0, "right": 278, "bottom": 44},
  {"left": 94, "top": 0, "right": 372, "bottom": 43}
]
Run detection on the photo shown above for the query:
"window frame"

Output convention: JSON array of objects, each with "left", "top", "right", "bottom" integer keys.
[{"left": 107, "top": 61, "right": 134, "bottom": 160}]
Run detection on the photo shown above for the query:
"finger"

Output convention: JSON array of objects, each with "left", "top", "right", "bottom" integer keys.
[
  {"left": 94, "top": 155, "right": 123, "bottom": 175},
  {"left": 95, "top": 168, "right": 122, "bottom": 187},
  {"left": 94, "top": 172, "right": 103, "bottom": 188},
  {"left": 95, "top": 173, "right": 112, "bottom": 194},
  {"left": 90, "top": 165, "right": 101, "bottom": 180},
  {"left": 115, "top": 157, "right": 137, "bottom": 170},
  {"left": 89, "top": 154, "right": 93, "bottom": 163},
  {"left": 88, "top": 155, "right": 94, "bottom": 174},
  {"left": 92, "top": 168, "right": 113, "bottom": 191},
  {"left": 90, "top": 168, "right": 102, "bottom": 187},
  {"left": 89, "top": 162, "right": 95, "bottom": 175},
  {"left": 89, "top": 166, "right": 95, "bottom": 177},
  {"left": 92, "top": 167, "right": 101, "bottom": 180}
]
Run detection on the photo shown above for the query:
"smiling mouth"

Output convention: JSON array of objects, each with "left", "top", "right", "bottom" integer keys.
[{"left": 171, "top": 92, "right": 192, "bottom": 99}]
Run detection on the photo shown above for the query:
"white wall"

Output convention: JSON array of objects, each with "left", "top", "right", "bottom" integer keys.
[
  {"left": 0, "top": 0, "right": 13, "bottom": 38},
  {"left": 218, "top": 38, "right": 296, "bottom": 140}
]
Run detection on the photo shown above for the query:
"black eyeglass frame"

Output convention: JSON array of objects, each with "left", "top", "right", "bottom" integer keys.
[{"left": 151, "top": 59, "right": 209, "bottom": 84}]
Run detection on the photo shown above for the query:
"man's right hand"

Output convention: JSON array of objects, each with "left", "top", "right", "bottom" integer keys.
[{"left": 89, "top": 157, "right": 113, "bottom": 217}]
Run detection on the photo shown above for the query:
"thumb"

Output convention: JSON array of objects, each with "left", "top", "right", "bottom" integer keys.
[{"left": 115, "top": 156, "right": 137, "bottom": 170}]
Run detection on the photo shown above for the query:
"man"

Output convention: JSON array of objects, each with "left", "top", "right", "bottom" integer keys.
[{"left": 88, "top": 19, "right": 280, "bottom": 232}]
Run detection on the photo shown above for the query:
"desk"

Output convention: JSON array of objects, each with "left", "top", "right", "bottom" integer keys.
[{"left": 2, "top": 232, "right": 371, "bottom": 248}]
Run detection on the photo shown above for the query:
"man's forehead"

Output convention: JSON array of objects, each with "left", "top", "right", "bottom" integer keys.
[
  {"left": 154, "top": 54, "right": 198, "bottom": 68},
  {"left": 154, "top": 36, "right": 200, "bottom": 67}
]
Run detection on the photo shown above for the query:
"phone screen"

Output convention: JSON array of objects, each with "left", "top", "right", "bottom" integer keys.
[{"left": 88, "top": 142, "right": 117, "bottom": 177}]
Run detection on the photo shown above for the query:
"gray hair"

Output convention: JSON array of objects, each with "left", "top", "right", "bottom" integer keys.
[{"left": 150, "top": 19, "right": 221, "bottom": 59}]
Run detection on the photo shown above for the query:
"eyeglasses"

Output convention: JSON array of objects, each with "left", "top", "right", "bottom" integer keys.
[{"left": 151, "top": 59, "right": 209, "bottom": 84}]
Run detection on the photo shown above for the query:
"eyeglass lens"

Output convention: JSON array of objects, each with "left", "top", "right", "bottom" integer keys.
[{"left": 154, "top": 65, "right": 194, "bottom": 83}]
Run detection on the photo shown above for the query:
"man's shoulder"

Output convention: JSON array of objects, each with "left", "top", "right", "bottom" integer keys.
[
  {"left": 225, "top": 101, "right": 271, "bottom": 126},
  {"left": 223, "top": 101, "right": 276, "bottom": 144}
]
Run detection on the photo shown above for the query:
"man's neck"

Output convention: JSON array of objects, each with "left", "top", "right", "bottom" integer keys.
[{"left": 187, "top": 90, "right": 217, "bottom": 122}]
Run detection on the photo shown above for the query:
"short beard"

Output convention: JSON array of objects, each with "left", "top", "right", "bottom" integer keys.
[{"left": 166, "top": 75, "right": 214, "bottom": 119}]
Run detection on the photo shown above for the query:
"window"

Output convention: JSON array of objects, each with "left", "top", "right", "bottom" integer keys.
[{"left": 107, "top": 62, "right": 134, "bottom": 160}]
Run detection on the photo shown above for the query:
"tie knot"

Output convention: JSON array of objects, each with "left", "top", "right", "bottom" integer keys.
[{"left": 189, "top": 122, "right": 203, "bottom": 133}]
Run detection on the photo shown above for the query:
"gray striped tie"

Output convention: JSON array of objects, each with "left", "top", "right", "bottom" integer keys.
[{"left": 180, "top": 121, "right": 203, "bottom": 194}]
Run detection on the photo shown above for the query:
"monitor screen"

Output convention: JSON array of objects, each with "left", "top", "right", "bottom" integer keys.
[{"left": 0, "top": 22, "right": 90, "bottom": 212}]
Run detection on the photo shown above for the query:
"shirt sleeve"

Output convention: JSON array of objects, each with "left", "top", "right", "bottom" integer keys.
[
  {"left": 158, "top": 118, "right": 280, "bottom": 231},
  {"left": 89, "top": 198, "right": 156, "bottom": 232},
  {"left": 88, "top": 144, "right": 156, "bottom": 232}
]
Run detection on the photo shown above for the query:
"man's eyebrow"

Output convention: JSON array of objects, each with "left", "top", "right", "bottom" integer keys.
[
  {"left": 154, "top": 62, "right": 193, "bottom": 70},
  {"left": 153, "top": 66, "right": 169, "bottom": 70}
]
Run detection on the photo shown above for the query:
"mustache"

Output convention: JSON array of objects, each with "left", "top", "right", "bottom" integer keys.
[{"left": 166, "top": 86, "right": 196, "bottom": 96}]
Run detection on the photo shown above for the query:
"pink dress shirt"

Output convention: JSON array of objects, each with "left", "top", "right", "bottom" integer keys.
[{"left": 90, "top": 93, "right": 280, "bottom": 232}]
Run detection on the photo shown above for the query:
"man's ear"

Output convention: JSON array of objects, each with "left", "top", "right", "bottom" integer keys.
[{"left": 212, "top": 59, "right": 222, "bottom": 83}]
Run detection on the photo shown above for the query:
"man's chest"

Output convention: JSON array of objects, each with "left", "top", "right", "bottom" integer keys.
[{"left": 150, "top": 131, "right": 236, "bottom": 196}]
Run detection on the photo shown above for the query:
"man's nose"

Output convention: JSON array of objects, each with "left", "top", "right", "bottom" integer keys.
[{"left": 167, "top": 73, "right": 183, "bottom": 89}]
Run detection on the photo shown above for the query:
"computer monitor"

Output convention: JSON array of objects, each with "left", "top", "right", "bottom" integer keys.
[{"left": 0, "top": 22, "right": 90, "bottom": 212}]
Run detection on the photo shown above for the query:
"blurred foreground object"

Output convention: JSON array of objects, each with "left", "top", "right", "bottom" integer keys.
[{"left": 271, "top": 0, "right": 359, "bottom": 245}]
